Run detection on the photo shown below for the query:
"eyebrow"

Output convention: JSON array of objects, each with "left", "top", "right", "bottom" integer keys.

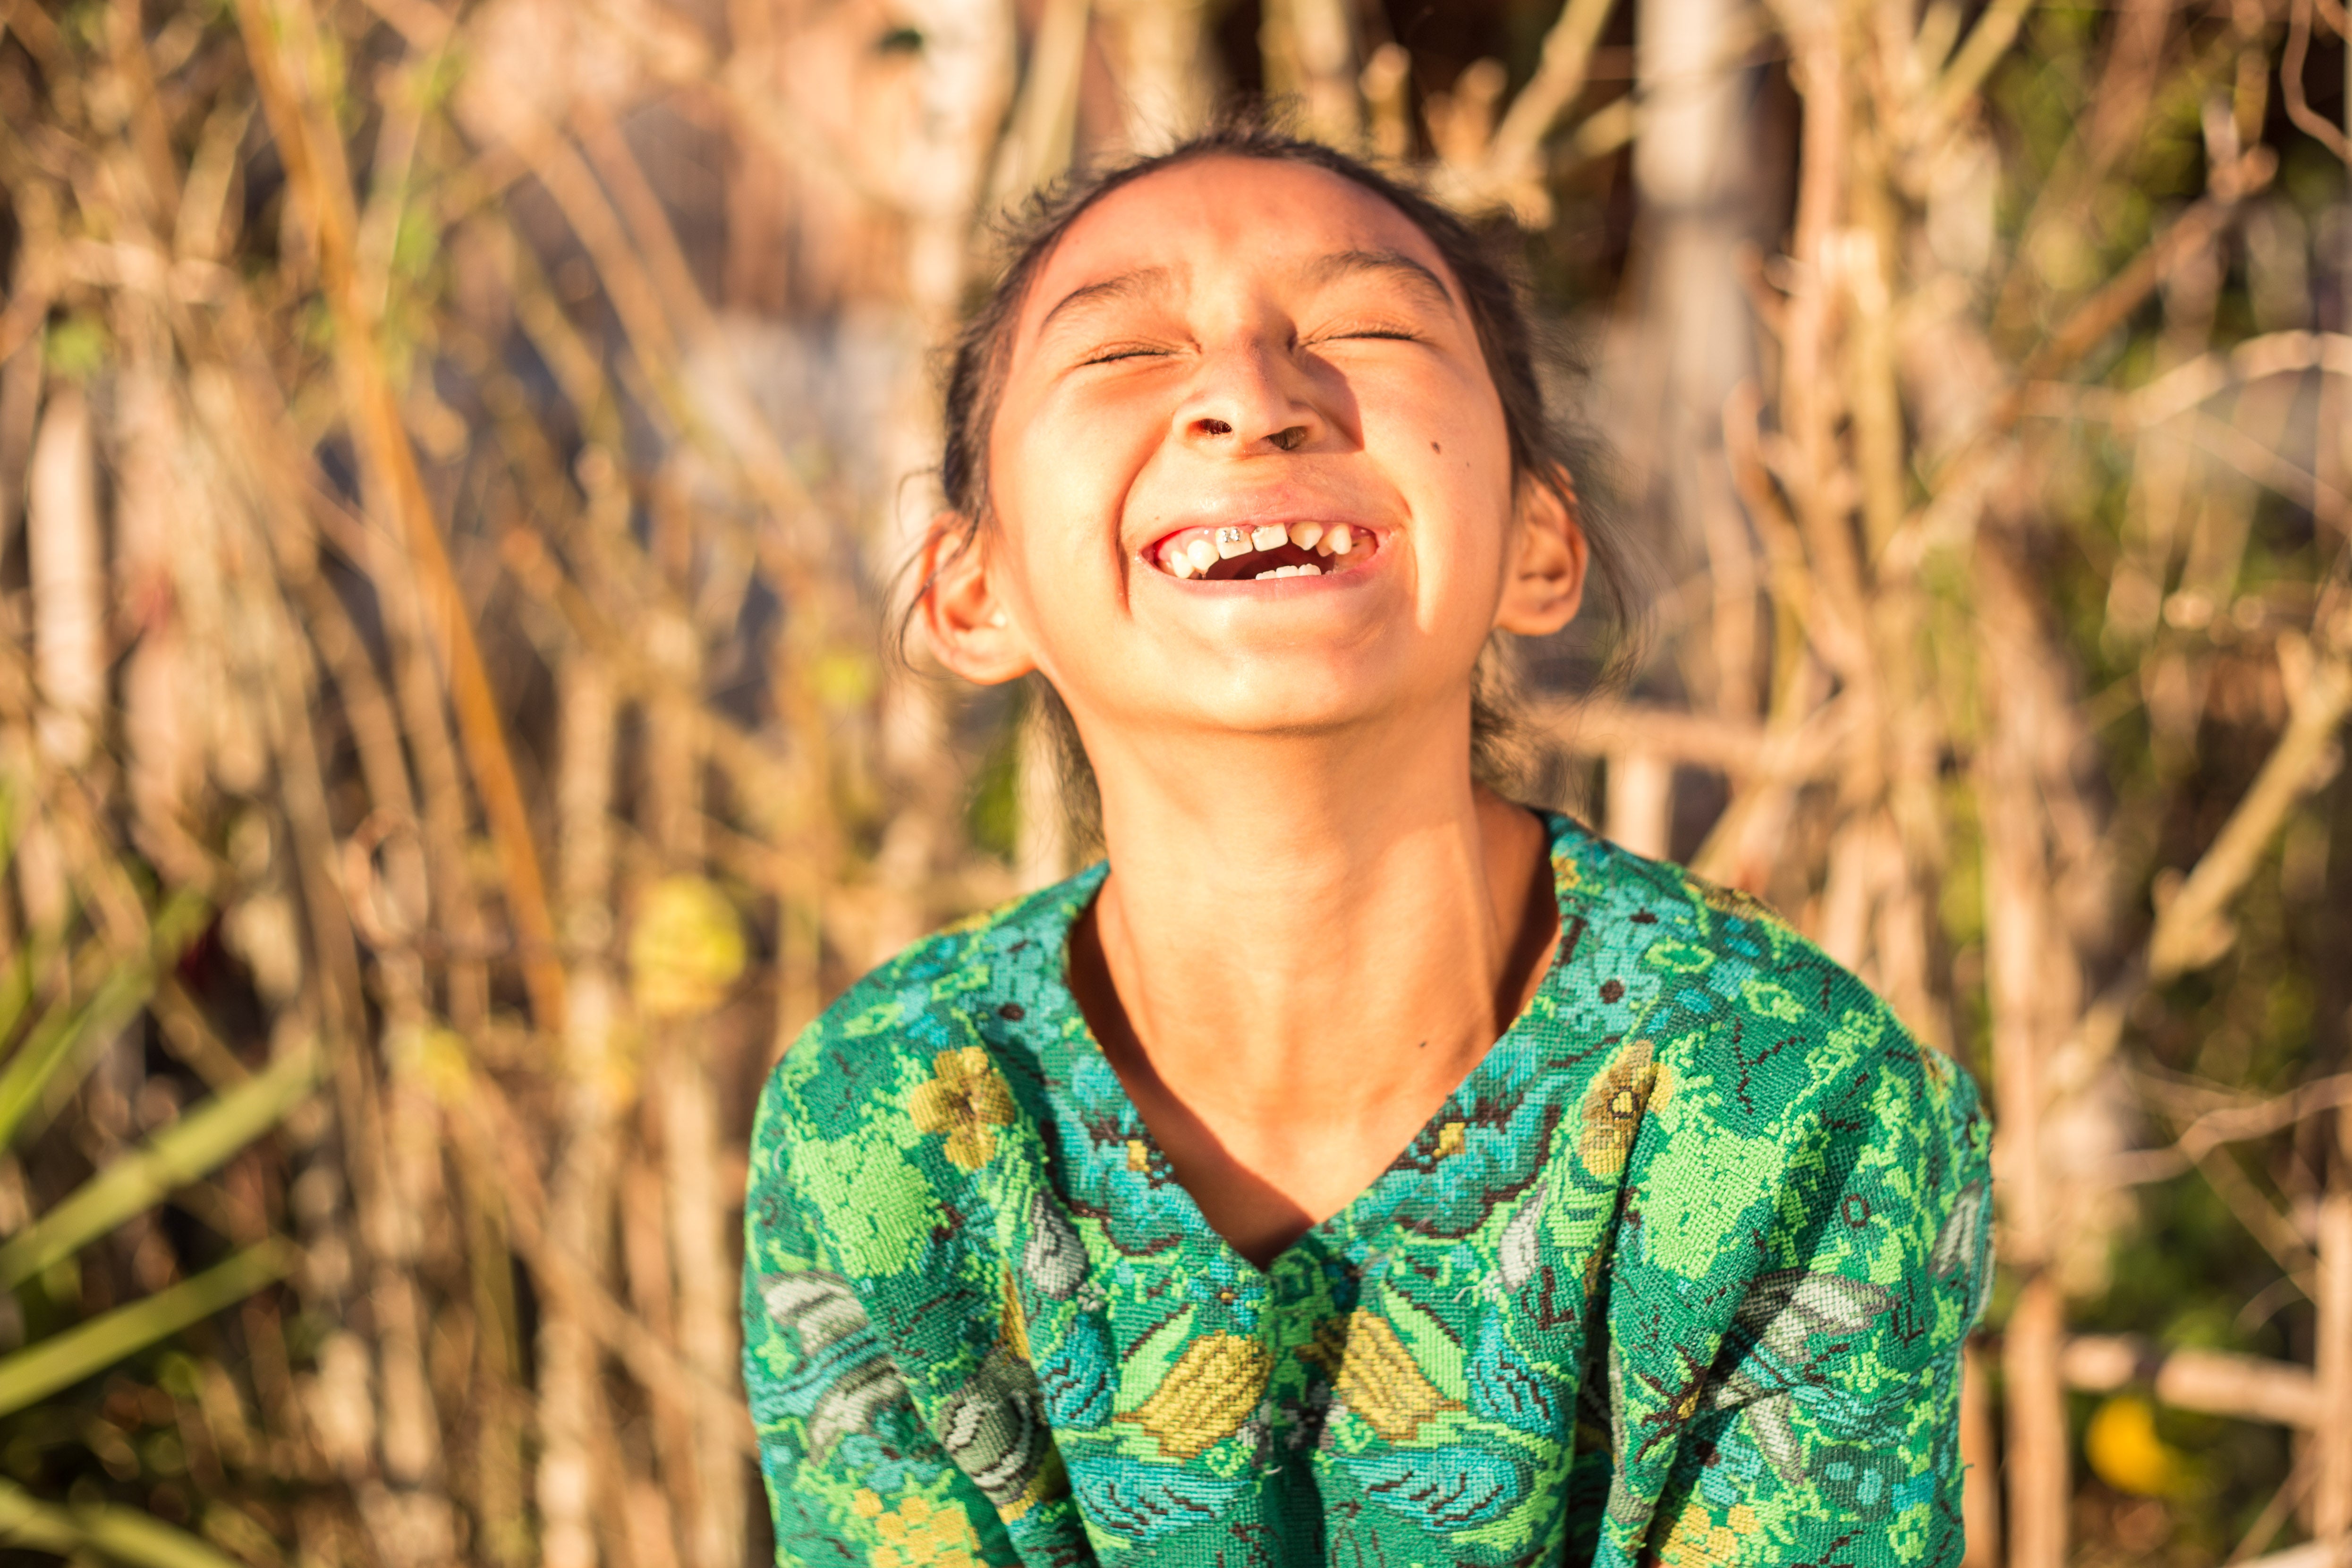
[
  {"left": 1298, "top": 248, "right": 1456, "bottom": 309},
  {"left": 1037, "top": 267, "right": 1173, "bottom": 332}
]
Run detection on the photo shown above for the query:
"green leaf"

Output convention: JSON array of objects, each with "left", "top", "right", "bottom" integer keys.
[
  {"left": 0, "top": 1475, "right": 251, "bottom": 1568},
  {"left": 0, "top": 969, "right": 156, "bottom": 1151},
  {"left": 0, "top": 1241, "right": 297, "bottom": 1421},
  {"left": 0, "top": 1043, "right": 322, "bottom": 1290},
  {"left": 0, "top": 893, "right": 211, "bottom": 1151}
]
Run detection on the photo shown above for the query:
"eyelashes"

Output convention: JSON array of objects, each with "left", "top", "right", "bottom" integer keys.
[
  {"left": 1075, "top": 324, "right": 1426, "bottom": 368},
  {"left": 1078, "top": 344, "right": 1171, "bottom": 366}
]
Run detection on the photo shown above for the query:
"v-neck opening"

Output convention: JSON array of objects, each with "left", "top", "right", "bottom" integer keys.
[{"left": 1036, "top": 811, "right": 1582, "bottom": 1282}]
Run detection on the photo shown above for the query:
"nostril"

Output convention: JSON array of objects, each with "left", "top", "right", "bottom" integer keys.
[
  {"left": 1195, "top": 418, "right": 1234, "bottom": 437},
  {"left": 1270, "top": 426, "right": 1308, "bottom": 451}
]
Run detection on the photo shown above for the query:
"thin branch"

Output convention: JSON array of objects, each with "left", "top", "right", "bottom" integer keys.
[
  {"left": 2062, "top": 1333, "right": 2323, "bottom": 1428},
  {"left": 2148, "top": 641, "right": 2352, "bottom": 980},
  {"left": 2104, "top": 1075, "right": 2352, "bottom": 1184},
  {"left": 2284, "top": 0, "right": 2352, "bottom": 162}
]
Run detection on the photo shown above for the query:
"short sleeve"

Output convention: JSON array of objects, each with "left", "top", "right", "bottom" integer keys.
[
  {"left": 1596, "top": 988, "right": 1993, "bottom": 1566},
  {"left": 741, "top": 1063, "right": 1023, "bottom": 1568}
]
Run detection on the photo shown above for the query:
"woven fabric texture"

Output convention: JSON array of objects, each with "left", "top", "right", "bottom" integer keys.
[{"left": 742, "top": 813, "right": 1992, "bottom": 1566}]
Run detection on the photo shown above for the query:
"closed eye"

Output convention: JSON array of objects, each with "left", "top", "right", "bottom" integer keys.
[
  {"left": 1079, "top": 343, "right": 1174, "bottom": 366},
  {"left": 1306, "top": 322, "right": 1426, "bottom": 347}
]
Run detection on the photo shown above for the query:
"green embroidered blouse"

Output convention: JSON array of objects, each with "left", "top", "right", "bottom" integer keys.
[{"left": 741, "top": 814, "right": 1991, "bottom": 1567}]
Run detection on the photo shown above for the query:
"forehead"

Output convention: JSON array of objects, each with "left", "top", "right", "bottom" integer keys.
[{"left": 1014, "top": 156, "right": 1461, "bottom": 339}]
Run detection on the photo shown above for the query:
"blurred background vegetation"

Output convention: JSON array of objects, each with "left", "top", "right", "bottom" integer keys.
[{"left": 0, "top": 0, "right": 2346, "bottom": 1563}]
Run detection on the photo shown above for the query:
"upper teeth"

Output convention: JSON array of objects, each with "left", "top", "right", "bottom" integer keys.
[{"left": 1156, "top": 524, "right": 1364, "bottom": 580}]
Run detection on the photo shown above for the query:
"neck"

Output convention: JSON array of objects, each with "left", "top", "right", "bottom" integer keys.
[{"left": 1074, "top": 698, "right": 1554, "bottom": 1135}]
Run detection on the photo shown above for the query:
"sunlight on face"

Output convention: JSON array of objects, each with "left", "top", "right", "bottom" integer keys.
[{"left": 981, "top": 155, "right": 1535, "bottom": 755}]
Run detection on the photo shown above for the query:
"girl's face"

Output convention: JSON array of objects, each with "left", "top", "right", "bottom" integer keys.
[{"left": 926, "top": 155, "right": 1585, "bottom": 766}]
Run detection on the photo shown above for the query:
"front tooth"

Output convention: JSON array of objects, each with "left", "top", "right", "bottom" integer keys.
[
  {"left": 1251, "top": 523, "right": 1286, "bottom": 552},
  {"left": 1215, "top": 527, "right": 1251, "bottom": 559},
  {"left": 1289, "top": 521, "right": 1325, "bottom": 550},
  {"left": 1187, "top": 538, "right": 1219, "bottom": 572},
  {"left": 1327, "top": 525, "right": 1355, "bottom": 555},
  {"left": 1299, "top": 563, "right": 1322, "bottom": 576}
]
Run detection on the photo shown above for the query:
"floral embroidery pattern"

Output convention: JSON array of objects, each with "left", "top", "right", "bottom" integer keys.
[
  {"left": 907, "top": 1047, "right": 1015, "bottom": 1170},
  {"left": 851, "top": 1490, "right": 988, "bottom": 1568},
  {"left": 744, "top": 814, "right": 1993, "bottom": 1566}
]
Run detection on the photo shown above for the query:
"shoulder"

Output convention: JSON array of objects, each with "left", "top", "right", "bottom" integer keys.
[
  {"left": 745, "top": 869, "right": 1101, "bottom": 1268},
  {"left": 1543, "top": 813, "right": 1987, "bottom": 1198},
  {"left": 1548, "top": 824, "right": 1993, "bottom": 1360}
]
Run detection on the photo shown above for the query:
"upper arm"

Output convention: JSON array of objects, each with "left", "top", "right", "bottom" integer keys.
[
  {"left": 741, "top": 1066, "right": 1023, "bottom": 1567},
  {"left": 1602, "top": 991, "right": 1993, "bottom": 1565}
]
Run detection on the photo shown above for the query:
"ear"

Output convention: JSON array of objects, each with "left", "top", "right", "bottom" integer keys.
[
  {"left": 918, "top": 514, "right": 1038, "bottom": 685},
  {"left": 1494, "top": 467, "right": 1588, "bottom": 636}
]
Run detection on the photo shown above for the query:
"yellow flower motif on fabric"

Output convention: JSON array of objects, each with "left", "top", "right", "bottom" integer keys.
[
  {"left": 1659, "top": 1495, "right": 1752, "bottom": 1566},
  {"left": 865, "top": 1491, "right": 985, "bottom": 1568},
  {"left": 1118, "top": 1332, "right": 1271, "bottom": 1460},
  {"left": 906, "top": 1048, "right": 1014, "bottom": 1169},
  {"left": 1302, "top": 1311, "right": 1462, "bottom": 1444},
  {"left": 1577, "top": 1039, "right": 1670, "bottom": 1180}
]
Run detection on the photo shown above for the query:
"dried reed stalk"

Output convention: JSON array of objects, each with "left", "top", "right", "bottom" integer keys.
[{"left": 0, "top": 1, "right": 2344, "bottom": 1565}]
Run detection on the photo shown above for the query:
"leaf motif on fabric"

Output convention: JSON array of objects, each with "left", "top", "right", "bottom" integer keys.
[
  {"left": 1302, "top": 1311, "right": 1463, "bottom": 1445},
  {"left": 937, "top": 1344, "right": 1056, "bottom": 1509},
  {"left": 1068, "top": 1467, "right": 1245, "bottom": 1545},
  {"left": 1115, "top": 1331, "right": 1271, "bottom": 1460},
  {"left": 1928, "top": 1185, "right": 1985, "bottom": 1307},
  {"left": 1023, "top": 1190, "right": 1087, "bottom": 1300},
  {"left": 756, "top": 1270, "right": 907, "bottom": 1462},
  {"left": 1496, "top": 1196, "right": 1545, "bottom": 1295},
  {"left": 1702, "top": 1268, "right": 1898, "bottom": 1483},
  {"left": 1725, "top": 1269, "right": 1893, "bottom": 1377},
  {"left": 1035, "top": 1317, "right": 1116, "bottom": 1429},
  {"left": 1468, "top": 1318, "right": 1559, "bottom": 1436},
  {"left": 1345, "top": 1446, "right": 1534, "bottom": 1529}
]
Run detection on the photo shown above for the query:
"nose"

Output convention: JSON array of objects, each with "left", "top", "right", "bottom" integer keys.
[{"left": 1179, "top": 338, "right": 1322, "bottom": 456}]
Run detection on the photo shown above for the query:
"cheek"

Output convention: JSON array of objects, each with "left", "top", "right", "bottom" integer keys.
[
  {"left": 989, "top": 389, "right": 1159, "bottom": 550},
  {"left": 1362, "top": 378, "right": 1517, "bottom": 563}
]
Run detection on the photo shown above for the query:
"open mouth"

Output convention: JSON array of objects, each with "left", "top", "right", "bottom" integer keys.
[{"left": 1147, "top": 521, "right": 1372, "bottom": 582}]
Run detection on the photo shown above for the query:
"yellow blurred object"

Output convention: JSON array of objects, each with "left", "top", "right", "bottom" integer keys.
[
  {"left": 391, "top": 1025, "right": 476, "bottom": 1106},
  {"left": 629, "top": 876, "right": 748, "bottom": 1019},
  {"left": 2084, "top": 1394, "right": 2191, "bottom": 1499}
]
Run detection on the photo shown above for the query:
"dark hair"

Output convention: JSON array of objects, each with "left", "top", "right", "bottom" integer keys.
[{"left": 914, "top": 123, "right": 1644, "bottom": 838}]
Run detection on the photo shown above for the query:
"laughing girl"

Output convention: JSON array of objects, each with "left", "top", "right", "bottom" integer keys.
[{"left": 742, "top": 127, "right": 1990, "bottom": 1567}]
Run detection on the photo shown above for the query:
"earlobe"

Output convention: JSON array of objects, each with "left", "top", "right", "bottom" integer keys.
[
  {"left": 918, "top": 515, "right": 1037, "bottom": 684},
  {"left": 1494, "top": 471, "right": 1588, "bottom": 637}
]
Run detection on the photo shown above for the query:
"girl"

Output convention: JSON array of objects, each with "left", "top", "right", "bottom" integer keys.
[{"left": 742, "top": 127, "right": 1990, "bottom": 1567}]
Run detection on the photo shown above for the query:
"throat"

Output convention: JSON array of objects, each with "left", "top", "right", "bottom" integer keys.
[{"left": 1062, "top": 810, "right": 1560, "bottom": 1269}]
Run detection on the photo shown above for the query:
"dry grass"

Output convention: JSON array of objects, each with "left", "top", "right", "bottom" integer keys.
[{"left": 0, "top": 0, "right": 2346, "bottom": 1562}]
